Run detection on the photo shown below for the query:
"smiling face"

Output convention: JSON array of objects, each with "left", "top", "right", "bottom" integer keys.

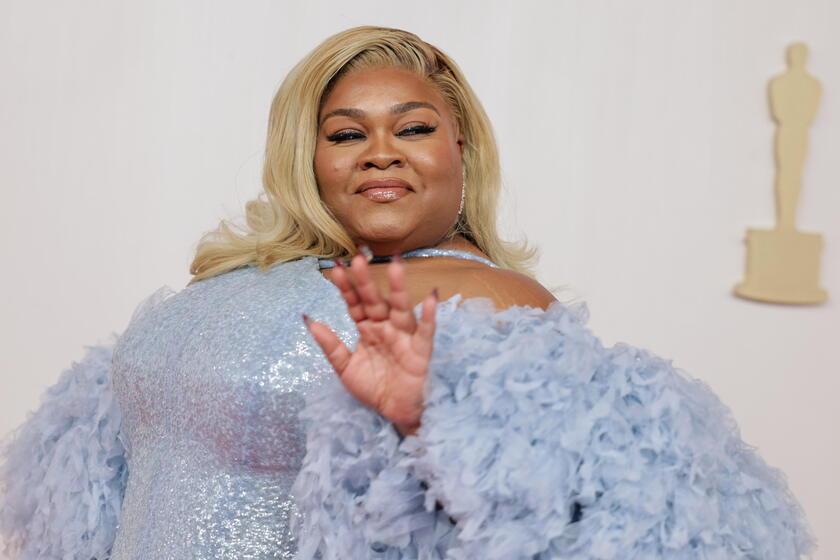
[{"left": 314, "top": 66, "right": 465, "bottom": 255}]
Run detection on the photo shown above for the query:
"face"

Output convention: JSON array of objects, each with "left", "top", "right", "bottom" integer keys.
[{"left": 314, "top": 66, "right": 464, "bottom": 255}]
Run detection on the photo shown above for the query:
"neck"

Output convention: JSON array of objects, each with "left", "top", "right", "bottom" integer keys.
[{"left": 366, "top": 235, "right": 486, "bottom": 260}]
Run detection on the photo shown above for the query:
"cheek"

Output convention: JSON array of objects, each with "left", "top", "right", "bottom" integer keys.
[
  {"left": 412, "top": 142, "right": 461, "bottom": 182},
  {"left": 314, "top": 147, "right": 354, "bottom": 195}
]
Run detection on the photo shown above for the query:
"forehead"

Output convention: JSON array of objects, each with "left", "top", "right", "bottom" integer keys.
[{"left": 320, "top": 67, "right": 450, "bottom": 117}]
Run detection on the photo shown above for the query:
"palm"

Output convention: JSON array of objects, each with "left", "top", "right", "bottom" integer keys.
[{"left": 305, "top": 252, "right": 437, "bottom": 436}]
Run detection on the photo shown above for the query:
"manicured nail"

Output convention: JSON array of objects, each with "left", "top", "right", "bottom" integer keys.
[
  {"left": 358, "top": 244, "right": 373, "bottom": 261},
  {"left": 392, "top": 252, "right": 403, "bottom": 265},
  {"left": 333, "top": 258, "right": 345, "bottom": 269},
  {"left": 302, "top": 313, "right": 312, "bottom": 327},
  {"left": 432, "top": 287, "right": 439, "bottom": 300}
]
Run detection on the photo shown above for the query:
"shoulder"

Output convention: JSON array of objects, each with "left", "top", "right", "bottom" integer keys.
[{"left": 440, "top": 265, "right": 557, "bottom": 311}]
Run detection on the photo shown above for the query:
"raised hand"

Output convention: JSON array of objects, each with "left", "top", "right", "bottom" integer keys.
[{"left": 305, "top": 252, "right": 438, "bottom": 437}]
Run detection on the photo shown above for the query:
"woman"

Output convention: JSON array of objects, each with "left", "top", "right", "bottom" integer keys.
[{"left": 0, "top": 26, "right": 815, "bottom": 559}]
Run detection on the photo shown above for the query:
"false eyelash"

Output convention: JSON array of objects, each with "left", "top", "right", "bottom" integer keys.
[
  {"left": 326, "top": 130, "right": 365, "bottom": 142},
  {"left": 326, "top": 125, "right": 437, "bottom": 143},
  {"left": 397, "top": 125, "right": 437, "bottom": 136}
]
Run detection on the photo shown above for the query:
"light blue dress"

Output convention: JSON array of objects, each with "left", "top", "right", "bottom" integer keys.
[{"left": 0, "top": 251, "right": 816, "bottom": 559}]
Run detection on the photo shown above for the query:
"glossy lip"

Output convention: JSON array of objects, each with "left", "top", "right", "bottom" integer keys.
[
  {"left": 360, "top": 187, "right": 410, "bottom": 202},
  {"left": 354, "top": 178, "right": 415, "bottom": 194}
]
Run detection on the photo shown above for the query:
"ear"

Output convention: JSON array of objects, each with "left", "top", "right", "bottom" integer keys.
[{"left": 456, "top": 133, "right": 465, "bottom": 155}]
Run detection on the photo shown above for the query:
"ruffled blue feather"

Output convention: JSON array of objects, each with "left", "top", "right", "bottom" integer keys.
[
  {"left": 293, "top": 296, "right": 816, "bottom": 559},
  {"left": 291, "top": 379, "right": 457, "bottom": 559},
  {"left": 0, "top": 336, "right": 127, "bottom": 560}
]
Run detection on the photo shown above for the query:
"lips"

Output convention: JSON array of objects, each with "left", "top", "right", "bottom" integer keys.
[
  {"left": 355, "top": 178, "right": 414, "bottom": 203},
  {"left": 355, "top": 178, "right": 414, "bottom": 193}
]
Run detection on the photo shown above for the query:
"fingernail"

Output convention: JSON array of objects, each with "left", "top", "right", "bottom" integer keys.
[
  {"left": 302, "top": 313, "right": 312, "bottom": 327},
  {"left": 392, "top": 252, "right": 403, "bottom": 265},
  {"left": 432, "top": 287, "right": 439, "bottom": 300},
  {"left": 333, "top": 258, "right": 345, "bottom": 269},
  {"left": 358, "top": 244, "right": 373, "bottom": 261}
]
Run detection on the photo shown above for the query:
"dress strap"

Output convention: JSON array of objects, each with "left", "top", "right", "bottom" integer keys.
[{"left": 317, "top": 248, "right": 499, "bottom": 270}]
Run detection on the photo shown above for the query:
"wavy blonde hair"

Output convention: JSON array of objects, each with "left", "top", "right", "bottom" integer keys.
[{"left": 188, "top": 25, "right": 535, "bottom": 284}]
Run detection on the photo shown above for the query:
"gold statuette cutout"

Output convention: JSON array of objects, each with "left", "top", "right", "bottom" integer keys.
[{"left": 734, "top": 42, "right": 828, "bottom": 305}]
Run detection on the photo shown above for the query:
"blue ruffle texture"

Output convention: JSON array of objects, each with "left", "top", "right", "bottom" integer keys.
[
  {"left": 291, "top": 377, "right": 458, "bottom": 559},
  {"left": 293, "top": 296, "right": 816, "bottom": 559},
  {"left": 0, "top": 337, "right": 127, "bottom": 560}
]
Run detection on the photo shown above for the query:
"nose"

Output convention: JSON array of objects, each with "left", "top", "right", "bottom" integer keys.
[{"left": 359, "top": 132, "right": 404, "bottom": 170}]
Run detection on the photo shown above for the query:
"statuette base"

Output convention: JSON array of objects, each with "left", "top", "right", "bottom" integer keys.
[{"left": 734, "top": 228, "right": 827, "bottom": 304}]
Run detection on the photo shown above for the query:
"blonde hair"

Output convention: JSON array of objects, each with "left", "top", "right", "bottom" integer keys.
[{"left": 188, "top": 25, "right": 535, "bottom": 284}]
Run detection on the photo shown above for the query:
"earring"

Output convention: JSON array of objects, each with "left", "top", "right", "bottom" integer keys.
[{"left": 458, "top": 182, "right": 465, "bottom": 215}]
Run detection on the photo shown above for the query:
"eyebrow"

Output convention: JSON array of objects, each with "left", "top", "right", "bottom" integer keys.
[
  {"left": 391, "top": 101, "right": 439, "bottom": 115},
  {"left": 320, "top": 101, "right": 440, "bottom": 126}
]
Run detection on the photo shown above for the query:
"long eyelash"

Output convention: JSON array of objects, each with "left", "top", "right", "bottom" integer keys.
[
  {"left": 397, "top": 125, "right": 437, "bottom": 136},
  {"left": 325, "top": 125, "right": 437, "bottom": 143},
  {"left": 326, "top": 131, "right": 365, "bottom": 142}
]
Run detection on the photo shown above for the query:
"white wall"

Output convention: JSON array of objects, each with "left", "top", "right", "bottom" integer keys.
[{"left": 1, "top": 0, "right": 836, "bottom": 558}]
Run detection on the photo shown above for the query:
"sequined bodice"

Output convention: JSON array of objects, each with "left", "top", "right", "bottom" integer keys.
[
  {"left": 108, "top": 250, "right": 495, "bottom": 559},
  {"left": 110, "top": 258, "right": 356, "bottom": 559}
]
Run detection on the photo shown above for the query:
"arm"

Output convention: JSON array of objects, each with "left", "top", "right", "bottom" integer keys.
[
  {"left": 290, "top": 374, "right": 456, "bottom": 560},
  {"left": 398, "top": 298, "right": 815, "bottom": 559},
  {"left": 0, "top": 286, "right": 169, "bottom": 560},
  {"left": 291, "top": 258, "right": 563, "bottom": 558},
  {"left": 297, "top": 258, "right": 814, "bottom": 558},
  {"left": 0, "top": 338, "right": 128, "bottom": 560},
  {"left": 293, "top": 254, "right": 452, "bottom": 558}
]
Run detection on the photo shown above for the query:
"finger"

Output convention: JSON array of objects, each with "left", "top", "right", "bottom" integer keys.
[
  {"left": 387, "top": 255, "right": 417, "bottom": 332},
  {"left": 412, "top": 290, "right": 438, "bottom": 358},
  {"left": 305, "top": 316, "right": 352, "bottom": 376},
  {"left": 351, "top": 252, "right": 389, "bottom": 321},
  {"left": 331, "top": 260, "right": 367, "bottom": 323}
]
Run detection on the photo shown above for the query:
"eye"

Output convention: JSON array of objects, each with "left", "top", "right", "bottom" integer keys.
[
  {"left": 326, "top": 130, "right": 365, "bottom": 143},
  {"left": 396, "top": 125, "right": 437, "bottom": 137}
]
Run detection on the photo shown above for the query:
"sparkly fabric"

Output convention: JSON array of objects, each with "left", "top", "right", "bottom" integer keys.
[
  {"left": 0, "top": 250, "right": 498, "bottom": 560},
  {"left": 0, "top": 251, "right": 815, "bottom": 559},
  {"left": 109, "top": 256, "right": 356, "bottom": 559}
]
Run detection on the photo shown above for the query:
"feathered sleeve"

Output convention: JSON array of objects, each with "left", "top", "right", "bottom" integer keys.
[
  {"left": 290, "top": 365, "right": 458, "bottom": 560},
  {"left": 401, "top": 296, "right": 817, "bottom": 559},
  {"left": 0, "top": 338, "right": 127, "bottom": 560},
  {"left": 292, "top": 296, "right": 817, "bottom": 560}
]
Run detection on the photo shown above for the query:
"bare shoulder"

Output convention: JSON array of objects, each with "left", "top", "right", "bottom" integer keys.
[{"left": 441, "top": 265, "right": 557, "bottom": 311}]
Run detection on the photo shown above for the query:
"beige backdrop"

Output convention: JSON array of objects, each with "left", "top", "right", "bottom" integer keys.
[{"left": 0, "top": 0, "right": 837, "bottom": 558}]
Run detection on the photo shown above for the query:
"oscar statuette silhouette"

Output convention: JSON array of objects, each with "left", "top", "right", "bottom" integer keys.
[{"left": 734, "top": 42, "right": 828, "bottom": 304}]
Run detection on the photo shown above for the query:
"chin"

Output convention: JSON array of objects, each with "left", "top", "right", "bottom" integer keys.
[
  {"left": 348, "top": 206, "right": 415, "bottom": 238},
  {"left": 354, "top": 221, "right": 412, "bottom": 245},
  {"left": 342, "top": 205, "right": 457, "bottom": 252}
]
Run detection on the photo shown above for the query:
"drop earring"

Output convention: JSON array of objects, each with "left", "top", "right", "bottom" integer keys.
[{"left": 458, "top": 181, "right": 465, "bottom": 215}]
